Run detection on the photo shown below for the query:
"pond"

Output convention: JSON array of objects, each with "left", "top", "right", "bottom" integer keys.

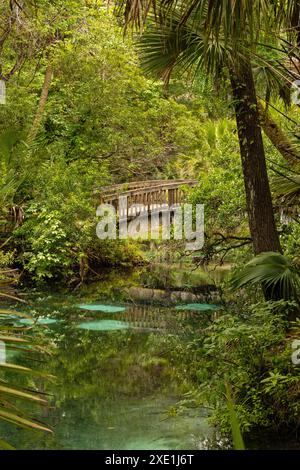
[{"left": 0, "top": 291, "right": 215, "bottom": 450}]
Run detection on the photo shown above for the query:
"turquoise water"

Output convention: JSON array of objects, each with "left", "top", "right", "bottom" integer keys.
[{"left": 0, "top": 295, "right": 214, "bottom": 450}]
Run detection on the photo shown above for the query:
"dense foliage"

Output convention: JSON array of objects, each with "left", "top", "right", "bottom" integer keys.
[{"left": 0, "top": 0, "right": 300, "bottom": 450}]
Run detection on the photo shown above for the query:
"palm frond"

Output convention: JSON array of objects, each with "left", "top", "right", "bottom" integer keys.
[
  {"left": 138, "top": 8, "right": 235, "bottom": 82},
  {"left": 0, "top": 275, "right": 52, "bottom": 443},
  {"left": 120, "top": 1, "right": 286, "bottom": 87},
  {"left": 231, "top": 252, "right": 300, "bottom": 301},
  {"left": 120, "top": 0, "right": 282, "bottom": 48},
  {"left": 273, "top": 173, "right": 300, "bottom": 203}
]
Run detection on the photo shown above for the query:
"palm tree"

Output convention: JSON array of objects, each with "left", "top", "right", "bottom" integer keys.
[{"left": 119, "top": 0, "right": 283, "bottom": 258}]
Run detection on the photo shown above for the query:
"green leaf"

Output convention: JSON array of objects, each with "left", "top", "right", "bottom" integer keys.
[
  {"left": 225, "top": 381, "right": 245, "bottom": 451},
  {"left": 0, "top": 335, "right": 29, "bottom": 344},
  {"left": 0, "top": 385, "right": 48, "bottom": 404},
  {"left": 0, "top": 439, "right": 15, "bottom": 450},
  {"left": 230, "top": 252, "right": 300, "bottom": 301},
  {"left": 0, "top": 408, "right": 52, "bottom": 433}
]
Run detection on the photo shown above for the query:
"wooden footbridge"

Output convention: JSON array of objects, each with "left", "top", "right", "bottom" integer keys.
[{"left": 98, "top": 179, "right": 198, "bottom": 218}]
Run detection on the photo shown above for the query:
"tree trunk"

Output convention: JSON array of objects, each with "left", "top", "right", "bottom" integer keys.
[
  {"left": 27, "top": 64, "right": 53, "bottom": 143},
  {"left": 258, "top": 101, "right": 300, "bottom": 166},
  {"left": 230, "top": 60, "right": 282, "bottom": 256}
]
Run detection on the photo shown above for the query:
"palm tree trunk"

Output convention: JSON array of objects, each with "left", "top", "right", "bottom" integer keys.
[
  {"left": 27, "top": 64, "right": 53, "bottom": 143},
  {"left": 230, "top": 60, "right": 282, "bottom": 256},
  {"left": 258, "top": 101, "right": 300, "bottom": 166}
]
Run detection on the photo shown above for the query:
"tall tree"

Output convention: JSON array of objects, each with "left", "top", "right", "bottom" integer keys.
[
  {"left": 229, "top": 58, "right": 282, "bottom": 254},
  {"left": 27, "top": 65, "right": 53, "bottom": 144},
  {"left": 119, "top": 0, "right": 282, "bottom": 255}
]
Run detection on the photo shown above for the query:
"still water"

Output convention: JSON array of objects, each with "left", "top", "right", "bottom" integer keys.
[{"left": 0, "top": 293, "right": 213, "bottom": 450}]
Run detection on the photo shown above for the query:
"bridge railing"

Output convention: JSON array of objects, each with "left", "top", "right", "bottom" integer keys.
[
  {"left": 96, "top": 179, "right": 198, "bottom": 218},
  {"left": 99, "top": 180, "right": 197, "bottom": 202}
]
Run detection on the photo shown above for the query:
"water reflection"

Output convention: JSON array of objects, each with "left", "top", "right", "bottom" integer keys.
[{"left": 0, "top": 297, "right": 213, "bottom": 450}]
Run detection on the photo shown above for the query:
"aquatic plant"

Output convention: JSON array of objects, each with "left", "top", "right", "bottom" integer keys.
[
  {"left": 77, "top": 304, "right": 126, "bottom": 313},
  {"left": 77, "top": 319, "right": 130, "bottom": 331}
]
